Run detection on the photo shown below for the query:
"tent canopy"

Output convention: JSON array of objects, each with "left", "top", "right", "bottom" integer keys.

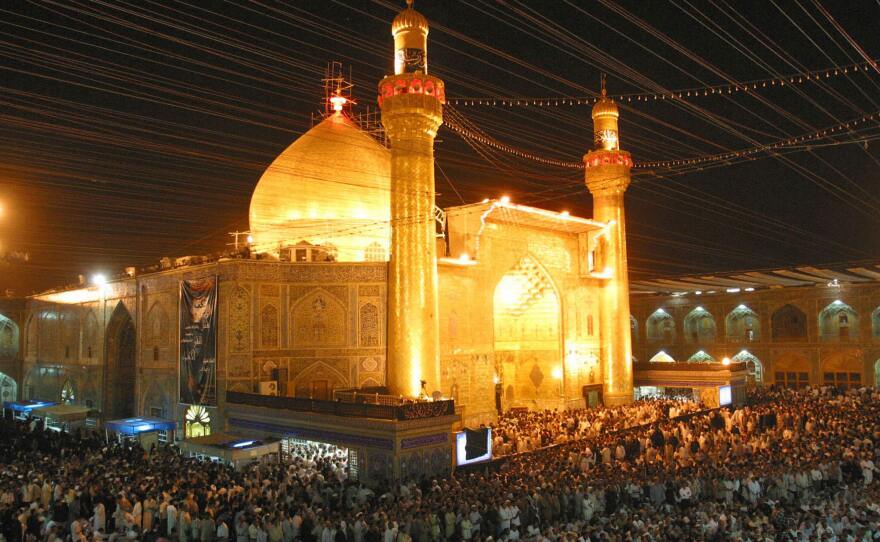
[
  {"left": 105, "top": 416, "right": 176, "bottom": 436},
  {"left": 3, "top": 400, "right": 57, "bottom": 413},
  {"left": 33, "top": 404, "right": 91, "bottom": 422}
]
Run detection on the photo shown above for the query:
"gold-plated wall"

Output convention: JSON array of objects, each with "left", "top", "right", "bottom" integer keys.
[
  {"left": 380, "top": 86, "right": 443, "bottom": 397},
  {"left": 584, "top": 154, "right": 634, "bottom": 405}
]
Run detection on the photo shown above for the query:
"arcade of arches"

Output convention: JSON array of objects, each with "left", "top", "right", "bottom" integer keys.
[{"left": 632, "top": 288, "right": 880, "bottom": 390}]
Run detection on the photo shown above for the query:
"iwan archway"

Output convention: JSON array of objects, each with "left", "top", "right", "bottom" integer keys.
[
  {"left": 104, "top": 302, "right": 136, "bottom": 419},
  {"left": 493, "top": 255, "right": 562, "bottom": 410}
]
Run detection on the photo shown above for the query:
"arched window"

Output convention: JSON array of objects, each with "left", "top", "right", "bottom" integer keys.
[
  {"left": 726, "top": 305, "right": 760, "bottom": 342},
  {"left": 185, "top": 405, "right": 211, "bottom": 438},
  {"left": 688, "top": 350, "right": 714, "bottom": 363},
  {"left": 875, "top": 359, "right": 880, "bottom": 388},
  {"left": 649, "top": 350, "right": 674, "bottom": 363},
  {"left": 684, "top": 307, "right": 716, "bottom": 344},
  {"left": 771, "top": 304, "right": 807, "bottom": 340},
  {"left": 630, "top": 315, "right": 638, "bottom": 342},
  {"left": 61, "top": 380, "right": 76, "bottom": 404},
  {"left": 818, "top": 300, "right": 858, "bottom": 342},
  {"left": 646, "top": 309, "right": 675, "bottom": 343},
  {"left": 733, "top": 350, "right": 763, "bottom": 383}
]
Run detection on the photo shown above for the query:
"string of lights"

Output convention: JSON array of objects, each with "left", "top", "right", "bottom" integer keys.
[
  {"left": 447, "top": 59, "right": 879, "bottom": 106},
  {"left": 445, "top": 105, "right": 879, "bottom": 171}
]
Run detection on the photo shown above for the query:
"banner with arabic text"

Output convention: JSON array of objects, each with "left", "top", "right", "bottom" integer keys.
[{"left": 179, "top": 276, "right": 218, "bottom": 405}]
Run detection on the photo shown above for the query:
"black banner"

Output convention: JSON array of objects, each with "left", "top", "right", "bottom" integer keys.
[{"left": 179, "top": 276, "right": 218, "bottom": 405}]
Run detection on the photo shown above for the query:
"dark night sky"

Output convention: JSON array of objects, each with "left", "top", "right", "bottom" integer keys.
[{"left": 1, "top": 0, "right": 878, "bottom": 294}]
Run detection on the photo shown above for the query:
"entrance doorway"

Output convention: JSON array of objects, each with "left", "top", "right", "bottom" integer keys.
[
  {"left": 310, "top": 380, "right": 329, "bottom": 400},
  {"left": 582, "top": 385, "right": 603, "bottom": 408},
  {"left": 105, "top": 303, "right": 136, "bottom": 419},
  {"left": 493, "top": 256, "right": 561, "bottom": 409},
  {"left": 185, "top": 405, "right": 212, "bottom": 438}
]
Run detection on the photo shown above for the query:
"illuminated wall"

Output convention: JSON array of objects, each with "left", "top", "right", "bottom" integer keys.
[{"left": 493, "top": 256, "right": 562, "bottom": 410}]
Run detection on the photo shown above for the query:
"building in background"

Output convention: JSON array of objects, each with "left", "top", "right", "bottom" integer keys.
[{"left": 629, "top": 264, "right": 880, "bottom": 393}]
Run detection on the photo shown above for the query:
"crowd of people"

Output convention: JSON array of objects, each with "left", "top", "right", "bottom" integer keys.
[
  {"left": 491, "top": 398, "right": 701, "bottom": 456},
  {"left": 1, "top": 385, "right": 879, "bottom": 542}
]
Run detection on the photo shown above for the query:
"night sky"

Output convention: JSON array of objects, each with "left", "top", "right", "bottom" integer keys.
[{"left": 1, "top": 1, "right": 878, "bottom": 294}]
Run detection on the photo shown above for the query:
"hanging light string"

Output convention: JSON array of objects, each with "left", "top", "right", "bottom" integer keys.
[
  {"left": 638, "top": 111, "right": 879, "bottom": 169},
  {"left": 447, "top": 59, "right": 879, "bottom": 106},
  {"left": 444, "top": 106, "right": 879, "bottom": 170},
  {"left": 443, "top": 107, "right": 584, "bottom": 169}
]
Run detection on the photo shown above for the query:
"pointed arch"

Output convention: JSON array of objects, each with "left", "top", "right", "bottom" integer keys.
[
  {"left": 141, "top": 380, "right": 170, "bottom": 417},
  {"left": 819, "top": 300, "right": 858, "bottom": 341},
  {"left": 492, "top": 254, "right": 561, "bottom": 408},
  {"left": 294, "top": 361, "right": 349, "bottom": 400},
  {"left": 290, "top": 288, "right": 346, "bottom": 347},
  {"left": 688, "top": 350, "right": 715, "bottom": 363},
  {"left": 684, "top": 307, "right": 716, "bottom": 344},
  {"left": 649, "top": 350, "right": 674, "bottom": 363},
  {"left": 630, "top": 315, "right": 638, "bottom": 342},
  {"left": 105, "top": 302, "right": 136, "bottom": 419},
  {"left": 726, "top": 305, "right": 760, "bottom": 342},
  {"left": 732, "top": 350, "right": 763, "bottom": 383},
  {"left": 359, "top": 377, "right": 381, "bottom": 389},
  {"left": 771, "top": 304, "right": 807, "bottom": 340},
  {"left": 185, "top": 404, "right": 211, "bottom": 438},
  {"left": 145, "top": 301, "right": 169, "bottom": 346},
  {"left": 61, "top": 379, "right": 76, "bottom": 404},
  {"left": 0, "top": 313, "right": 19, "bottom": 357},
  {"left": 646, "top": 309, "right": 675, "bottom": 343}
]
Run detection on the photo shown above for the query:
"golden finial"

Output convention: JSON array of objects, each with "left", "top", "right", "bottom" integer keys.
[
  {"left": 600, "top": 73, "right": 607, "bottom": 97},
  {"left": 406, "top": 0, "right": 413, "bottom": 6}
]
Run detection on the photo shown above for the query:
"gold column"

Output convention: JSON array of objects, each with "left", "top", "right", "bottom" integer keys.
[
  {"left": 584, "top": 153, "right": 634, "bottom": 406},
  {"left": 380, "top": 77, "right": 443, "bottom": 397}
]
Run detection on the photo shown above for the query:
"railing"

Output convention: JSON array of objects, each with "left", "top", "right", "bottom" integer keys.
[
  {"left": 226, "top": 391, "right": 455, "bottom": 421},
  {"left": 332, "top": 389, "right": 408, "bottom": 406}
]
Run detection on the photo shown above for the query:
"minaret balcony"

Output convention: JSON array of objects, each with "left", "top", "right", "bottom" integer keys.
[
  {"left": 583, "top": 149, "right": 633, "bottom": 169},
  {"left": 378, "top": 73, "right": 445, "bottom": 108}
]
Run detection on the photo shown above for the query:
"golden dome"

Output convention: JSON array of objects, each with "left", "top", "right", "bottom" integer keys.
[
  {"left": 249, "top": 113, "right": 391, "bottom": 262},
  {"left": 392, "top": 1, "right": 428, "bottom": 36},
  {"left": 592, "top": 95, "right": 619, "bottom": 119}
]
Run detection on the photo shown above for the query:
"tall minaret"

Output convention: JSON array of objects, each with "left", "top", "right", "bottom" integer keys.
[
  {"left": 378, "top": 0, "right": 445, "bottom": 398},
  {"left": 583, "top": 77, "right": 634, "bottom": 406}
]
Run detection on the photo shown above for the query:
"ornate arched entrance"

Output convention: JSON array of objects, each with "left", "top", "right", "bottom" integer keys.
[
  {"left": 104, "top": 303, "right": 136, "bottom": 419},
  {"left": 492, "top": 255, "right": 561, "bottom": 409}
]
